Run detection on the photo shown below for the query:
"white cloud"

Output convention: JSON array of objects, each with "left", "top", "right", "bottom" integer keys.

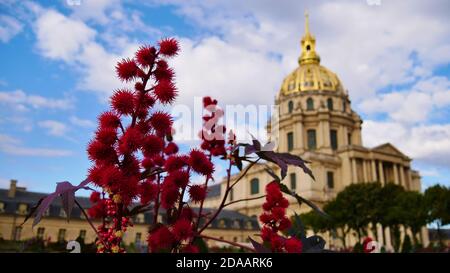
[
  {"left": 0, "top": 14, "right": 23, "bottom": 42},
  {"left": 69, "top": 116, "right": 95, "bottom": 128},
  {"left": 0, "top": 133, "right": 72, "bottom": 157},
  {"left": 363, "top": 121, "right": 450, "bottom": 168},
  {"left": 38, "top": 120, "right": 68, "bottom": 136},
  {"left": 172, "top": 37, "right": 285, "bottom": 106},
  {"left": 0, "top": 89, "right": 73, "bottom": 111},
  {"left": 35, "top": 9, "right": 96, "bottom": 61}
]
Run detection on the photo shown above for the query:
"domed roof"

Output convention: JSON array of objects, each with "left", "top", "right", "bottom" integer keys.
[
  {"left": 281, "top": 63, "right": 344, "bottom": 95},
  {"left": 280, "top": 12, "right": 345, "bottom": 95}
]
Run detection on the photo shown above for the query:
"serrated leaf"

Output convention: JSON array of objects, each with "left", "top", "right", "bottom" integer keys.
[
  {"left": 301, "top": 235, "right": 326, "bottom": 253},
  {"left": 248, "top": 237, "right": 271, "bottom": 253},
  {"left": 29, "top": 178, "right": 91, "bottom": 227}
]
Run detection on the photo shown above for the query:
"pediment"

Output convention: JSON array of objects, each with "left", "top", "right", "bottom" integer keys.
[{"left": 371, "top": 143, "right": 408, "bottom": 158}]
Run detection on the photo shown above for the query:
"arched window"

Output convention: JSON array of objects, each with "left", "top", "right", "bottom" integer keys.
[
  {"left": 288, "top": 100, "right": 294, "bottom": 113},
  {"left": 327, "top": 98, "right": 333, "bottom": 111},
  {"left": 342, "top": 101, "right": 346, "bottom": 112},
  {"left": 307, "top": 129, "right": 317, "bottom": 150},
  {"left": 306, "top": 98, "right": 314, "bottom": 110},
  {"left": 250, "top": 178, "right": 259, "bottom": 195}
]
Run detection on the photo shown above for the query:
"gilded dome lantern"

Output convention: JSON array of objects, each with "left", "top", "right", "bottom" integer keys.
[{"left": 281, "top": 12, "right": 344, "bottom": 95}]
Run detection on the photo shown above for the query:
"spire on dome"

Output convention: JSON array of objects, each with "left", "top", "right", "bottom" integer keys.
[{"left": 298, "top": 10, "right": 320, "bottom": 65}]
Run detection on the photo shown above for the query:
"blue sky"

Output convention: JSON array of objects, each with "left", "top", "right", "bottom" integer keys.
[{"left": 0, "top": 0, "right": 449, "bottom": 195}]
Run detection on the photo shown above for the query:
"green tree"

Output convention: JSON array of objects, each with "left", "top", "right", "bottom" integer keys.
[
  {"left": 379, "top": 183, "right": 405, "bottom": 252},
  {"left": 396, "top": 190, "right": 428, "bottom": 246},
  {"left": 424, "top": 185, "right": 450, "bottom": 247}
]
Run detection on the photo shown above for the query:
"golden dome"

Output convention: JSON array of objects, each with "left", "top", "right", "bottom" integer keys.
[{"left": 281, "top": 12, "right": 344, "bottom": 95}]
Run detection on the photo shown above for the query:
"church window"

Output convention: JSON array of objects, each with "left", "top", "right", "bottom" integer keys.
[
  {"left": 307, "top": 129, "right": 316, "bottom": 150},
  {"left": 287, "top": 132, "right": 294, "bottom": 151},
  {"left": 327, "top": 171, "right": 335, "bottom": 189},
  {"left": 330, "top": 129, "right": 338, "bottom": 150},
  {"left": 306, "top": 45, "right": 311, "bottom": 51},
  {"left": 343, "top": 101, "right": 346, "bottom": 112},
  {"left": 290, "top": 173, "right": 297, "bottom": 191},
  {"left": 135, "top": 232, "right": 142, "bottom": 244},
  {"left": 229, "top": 188, "right": 234, "bottom": 201},
  {"left": 306, "top": 98, "right": 314, "bottom": 110},
  {"left": 250, "top": 178, "right": 259, "bottom": 195},
  {"left": 327, "top": 98, "right": 333, "bottom": 111},
  {"left": 348, "top": 133, "right": 352, "bottom": 145},
  {"left": 288, "top": 100, "right": 294, "bottom": 113}
]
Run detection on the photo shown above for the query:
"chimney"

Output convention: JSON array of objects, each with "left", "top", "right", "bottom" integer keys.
[{"left": 8, "top": 179, "right": 17, "bottom": 198}]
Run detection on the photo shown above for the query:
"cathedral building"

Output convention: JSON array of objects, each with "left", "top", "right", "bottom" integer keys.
[{"left": 202, "top": 13, "right": 429, "bottom": 250}]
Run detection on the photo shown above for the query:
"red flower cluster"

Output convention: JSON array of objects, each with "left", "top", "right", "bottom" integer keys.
[
  {"left": 87, "top": 39, "right": 223, "bottom": 253},
  {"left": 259, "top": 182, "right": 303, "bottom": 253}
]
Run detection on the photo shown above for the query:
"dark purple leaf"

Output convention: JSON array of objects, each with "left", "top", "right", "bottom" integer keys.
[
  {"left": 248, "top": 237, "right": 271, "bottom": 253},
  {"left": 30, "top": 178, "right": 91, "bottom": 227},
  {"left": 277, "top": 153, "right": 315, "bottom": 180},
  {"left": 278, "top": 182, "right": 329, "bottom": 218},
  {"left": 21, "top": 197, "right": 44, "bottom": 226}
]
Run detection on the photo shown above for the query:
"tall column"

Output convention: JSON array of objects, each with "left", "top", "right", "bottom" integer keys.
[
  {"left": 294, "top": 120, "right": 304, "bottom": 152},
  {"left": 399, "top": 165, "right": 405, "bottom": 187},
  {"left": 393, "top": 164, "right": 399, "bottom": 185},
  {"left": 363, "top": 160, "right": 369, "bottom": 182},
  {"left": 378, "top": 161, "right": 385, "bottom": 185},
  {"left": 371, "top": 160, "right": 377, "bottom": 182},
  {"left": 352, "top": 158, "right": 358, "bottom": 183},
  {"left": 384, "top": 227, "right": 393, "bottom": 252},
  {"left": 376, "top": 224, "right": 384, "bottom": 246},
  {"left": 407, "top": 169, "right": 413, "bottom": 190}
]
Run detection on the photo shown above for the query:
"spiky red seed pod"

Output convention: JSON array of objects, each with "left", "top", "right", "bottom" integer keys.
[
  {"left": 285, "top": 237, "right": 302, "bottom": 253},
  {"left": 118, "top": 127, "right": 143, "bottom": 154},
  {"left": 154, "top": 79, "right": 177, "bottom": 104},
  {"left": 172, "top": 219, "right": 193, "bottom": 241},
  {"left": 148, "top": 226, "right": 175, "bottom": 252},
  {"left": 259, "top": 213, "right": 274, "bottom": 224},
  {"left": 141, "top": 156, "right": 154, "bottom": 170},
  {"left": 158, "top": 38, "right": 179, "bottom": 57},
  {"left": 154, "top": 59, "right": 174, "bottom": 81},
  {"left": 188, "top": 184, "right": 207, "bottom": 203},
  {"left": 278, "top": 217, "right": 292, "bottom": 231},
  {"left": 99, "top": 165, "right": 124, "bottom": 188},
  {"left": 135, "top": 46, "right": 156, "bottom": 67},
  {"left": 164, "top": 155, "right": 188, "bottom": 172},
  {"left": 98, "top": 111, "right": 120, "bottom": 129},
  {"left": 270, "top": 235, "right": 284, "bottom": 252},
  {"left": 137, "top": 92, "right": 156, "bottom": 109},
  {"left": 135, "top": 82, "right": 145, "bottom": 92},
  {"left": 95, "top": 127, "right": 117, "bottom": 145},
  {"left": 150, "top": 111, "right": 172, "bottom": 135},
  {"left": 142, "top": 134, "right": 164, "bottom": 156},
  {"left": 139, "top": 180, "right": 158, "bottom": 205},
  {"left": 160, "top": 179, "right": 179, "bottom": 209},
  {"left": 152, "top": 154, "right": 165, "bottom": 166},
  {"left": 261, "top": 226, "right": 274, "bottom": 242},
  {"left": 166, "top": 170, "right": 190, "bottom": 188},
  {"left": 116, "top": 58, "right": 138, "bottom": 81},
  {"left": 164, "top": 142, "right": 179, "bottom": 155},
  {"left": 111, "top": 89, "right": 135, "bottom": 115},
  {"left": 87, "top": 140, "right": 117, "bottom": 163},
  {"left": 271, "top": 207, "right": 286, "bottom": 221},
  {"left": 121, "top": 154, "right": 141, "bottom": 177},
  {"left": 88, "top": 165, "right": 104, "bottom": 186},
  {"left": 188, "top": 149, "right": 214, "bottom": 176},
  {"left": 90, "top": 191, "right": 101, "bottom": 203}
]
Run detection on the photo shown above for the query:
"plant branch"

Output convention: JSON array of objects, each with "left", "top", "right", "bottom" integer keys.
[
  {"left": 198, "top": 234, "right": 255, "bottom": 252},
  {"left": 224, "top": 195, "right": 266, "bottom": 208},
  {"left": 75, "top": 199, "right": 107, "bottom": 247}
]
